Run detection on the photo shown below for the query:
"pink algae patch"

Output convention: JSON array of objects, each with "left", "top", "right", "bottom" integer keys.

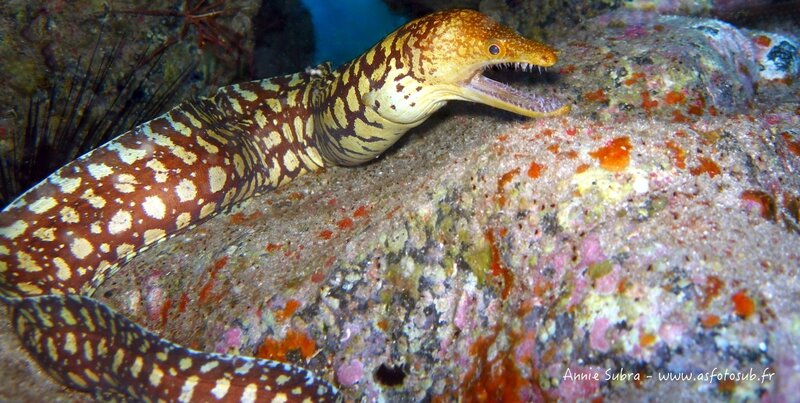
[
  {"left": 214, "top": 327, "right": 243, "bottom": 353},
  {"left": 580, "top": 235, "right": 606, "bottom": 267},
  {"left": 590, "top": 317, "right": 612, "bottom": 352},
  {"left": 337, "top": 359, "right": 364, "bottom": 386},
  {"left": 558, "top": 366, "right": 602, "bottom": 401}
]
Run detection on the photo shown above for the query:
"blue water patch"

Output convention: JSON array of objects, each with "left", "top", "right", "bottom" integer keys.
[{"left": 301, "top": 0, "right": 408, "bottom": 68}]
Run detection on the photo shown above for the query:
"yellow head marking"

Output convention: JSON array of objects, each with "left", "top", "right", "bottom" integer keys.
[{"left": 377, "top": 9, "right": 569, "bottom": 121}]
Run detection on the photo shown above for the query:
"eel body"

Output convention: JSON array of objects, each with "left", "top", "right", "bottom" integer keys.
[{"left": 0, "top": 10, "right": 568, "bottom": 401}]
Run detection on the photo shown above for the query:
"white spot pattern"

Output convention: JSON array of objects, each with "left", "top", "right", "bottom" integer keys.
[{"left": 142, "top": 196, "right": 166, "bottom": 219}]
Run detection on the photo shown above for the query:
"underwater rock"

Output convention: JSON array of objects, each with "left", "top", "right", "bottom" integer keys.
[{"left": 558, "top": 11, "right": 799, "bottom": 121}]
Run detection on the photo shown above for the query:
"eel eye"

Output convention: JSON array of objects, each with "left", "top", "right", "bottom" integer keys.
[{"left": 488, "top": 44, "right": 501, "bottom": 55}]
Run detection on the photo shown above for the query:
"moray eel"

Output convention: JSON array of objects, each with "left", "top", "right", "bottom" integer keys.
[{"left": 0, "top": 9, "right": 568, "bottom": 402}]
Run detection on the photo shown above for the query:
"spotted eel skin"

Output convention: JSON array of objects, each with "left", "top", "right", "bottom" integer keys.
[{"left": 0, "top": 9, "right": 568, "bottom": 402}]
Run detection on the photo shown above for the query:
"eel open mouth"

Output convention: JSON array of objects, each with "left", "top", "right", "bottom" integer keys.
[{"left": 462, "top": 62, "right": 570, "bottom": 118}]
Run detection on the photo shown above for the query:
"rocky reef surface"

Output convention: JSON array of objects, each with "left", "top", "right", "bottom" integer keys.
[{"left": 1, "top": 6, "right": 799, "bottom": 403}]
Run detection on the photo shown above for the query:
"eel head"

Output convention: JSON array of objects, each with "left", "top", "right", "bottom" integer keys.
[{"left": 404, "top": 9, "right": 570, "bottom": 119}]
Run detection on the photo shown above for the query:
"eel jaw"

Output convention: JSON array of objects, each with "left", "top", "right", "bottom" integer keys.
[{"left": 460, "top": 63, "right": 570, "bottom": 118}]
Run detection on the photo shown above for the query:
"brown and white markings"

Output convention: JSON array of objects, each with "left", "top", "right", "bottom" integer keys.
[
  {"left": 0, "top": 69, "right": 339, "bottom": 401},
  {"left": 1, "top": 9, "right": 568, "bottom": 401},
  {"left": 12, "top": 295, "right": 335, "bottom": 402}
]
